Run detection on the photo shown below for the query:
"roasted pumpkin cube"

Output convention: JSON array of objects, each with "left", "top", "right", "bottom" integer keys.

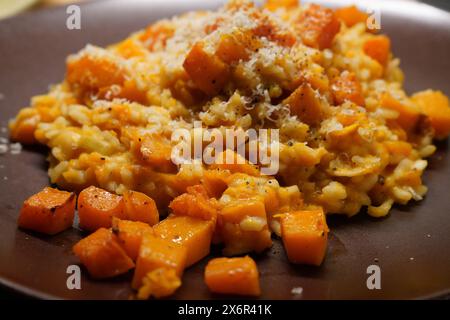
[
  {"left": 384, "top": 141, "right": 413, "bottom": 165},
  {"left": 252, "top": 18, "right": 297, "bottom": 47},
  {"left": 412, "top": 90, "right": 450, "bottom": 139},
  {"left": 18, "top": 187, "right": 76, "bottom": 235},
  {"left": 220, "top": 199, "right": 266, "bottom": 224},
  {"left": 73, "top": 228, "right": 135, "bottom": 279},
  {"left": 334, "top": 5, "right": 369, "bottom": 28},
  {"left": 132, "top": 234, "right": 187, "bottom": 289},
  {"left": 66, "top": 52, "right": 124, "bottom": 90},
  {"left": 77, "top": 186, "right": 125, "bottom": 232},
  {"left": 381, "top": 93, "right": 421, "bottom": 132},
  {"left": 139, "top": 22, "right": 174, "bottom": 52},
  {"left": 215, "top": 33, "right": 249, "bottom": 64},
  {"left": 123, "top": 190, "right": 159, "bottom": 226},
  {"left": 280, "top": 209, "right": 329, "bottom": 266},
  {"left": 117, "top": 79, "right": 147, "bottom": 104},
  {"left": 283, "top": 83, "right": 324, "bottom": 125},
  {"left": 264, "top": 0, "right": 298, "bottom": 11},
  {"left": 396, "top": 170, "right": 422, "bottom": 188},
  {"left": 67, "top": 47, "right": 148, "bottom": 103},
  {"left": 295, "top": 4, "right": 340, "bottom": 50},
  {"left": 210, "top": 150, "right": 260, "bottom": 176},
  {"left": 363, "top": 35, "right": 391, "bottom": 66},
  {"left": 114, "top": 38, "right": 146, "bottom": 59},
  {"left": 153, "top": 215, "right": 214, "bottom": 267},
  {"left": 139, "top": 135, "right": 175, "bottom": 172},
  {"left": 183, "top": 42, "right": 230, "bottom": 96},
  {"left": 169, "top": 185, "right": 218, "bottom": 221},
  {"left": 201, "top": 169, "right": 231, "bottom": 199},
  {"left": 112, "top": 218, "right": 154, "bottom": 261},
  {"left": 331, "top": 71, "right": 365, "bottom": 106},
  {"left": 219, "top": 200, "right": 272, "bottom": 256},
  {"left": 204, "top": 256, "right": 260, "bottom": 296},
  {"left": 9, "top": 108, "right": 40, "bottom": 144},
  {"left": 137, "top": 267, "right": 181, "bottom": 299}
]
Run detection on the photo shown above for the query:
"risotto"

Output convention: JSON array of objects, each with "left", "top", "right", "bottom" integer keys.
[{"left": 10, "top": 0, "right": 450, "bottom": 258}]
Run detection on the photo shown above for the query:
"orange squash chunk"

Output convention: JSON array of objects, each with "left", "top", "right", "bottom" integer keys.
[
  {"left": 204, "top": 256, "right": 260, "bottom": 296},
  {"left": 412, "top": 90, "right": 450, "bottom": 139},
  {"left": 112, "top": 218, "right": 154, "bottom": 261},
  {"left": 280, "top": 209, "right": 329, "bottom": 266},
  {"left": 264, "top": 0, "right": 298, "bottom": 11},
  {"left": 384, "top": 140, "right": 413, "bottom": 165},
  {"left": 215, "top": 33, "right": 249, "bottom": 64},
  {"left": 123, "top": 190, "right": 159, "bottom": 226},
  {"left": 336, "top": 110, "right": 365, "bottom": 126},
  {"left": 153, "top": 215, "right": 214, "bottom": 267},
  {"left": 296, "top": 4, "right": 340, "bottom": 50},
  {"left": 335, "top": 5, "right": 369, "bottom": 28},
  {"left": 252, "top": 17, "right": 297, "bottom": 47},
  {"left": 66, "top": 54, "right": 124, "bottom": 90},
  {"left": 386, "top": 121, "right": 408, "bottom": 141},
  {"left": 139, "top": 23, "right": 174, "bottom": 52},
  {"left": 169, "top": 185, "right": 218, "bottom": 221},
  {"left": 73, "top": 228, "right": 135, "bottom": 279},
  {"left": 186, "top": 184, "right": 211, "bottom": 198},
  {"left": 95, "top": 80, "right": 146, "bottom": 104},
  {"left": 331, "top": 71, "right": 365, "bottom": 106},
  {"left": 210, "top": 150, "right": 260, "bottom": 176},
  {"left": 118, "top": 80, "right": 148, "bottom": 104},
  {"left": 381, "top": 94, "right": 421, "bottom": 132},
  {"left": 66, "top": 51, "right": 148, "bottom": 103},
  {"left": 202, "top": 169, "right": 231, "bottom": 199},
  {"left": 396, "top": 170, "right": 422, "bottom": 187},
  {"left": 384, "top": 141, "right": 412, "bottom": 157},
  {"left": 18, "top": 187, "right": 76, "bottom": 235},
  {"left": 9, "top": 110, "right": 40, "bottom": 144},
  {"left": 283, "top": 83, "right": 324, "bottom": 125},
  {"left": 220, "top": 200, "right": 265, "bottom": 224},
  {"left": 132, "top": 234, "right": 187, "bottom": 289},
  {"left": 10, "top": 120, "right": 37, "bottom": 144},
  {"left": 363, "top": 35, "right": 391, "bottom": 66},
  {"left": 137, "top": 267, "right": 181, "bottom": 299},
  {"left": 114, "top": 38, "right": 146, "bottom": 59},
  {"left": 183, "top": 42, "right": 230, "bottom": 96},
  {"left": 139, "top": 135, "right": 175, "bottom": 172},
  {"left": 77, "top": 186, "right": 125, "bottom": 232},
  {"left": 219, "top": 200, "right": 272, "bottom": 256},
  {"left": 304, "top": 70, "right": 330, "bottom": 93}
]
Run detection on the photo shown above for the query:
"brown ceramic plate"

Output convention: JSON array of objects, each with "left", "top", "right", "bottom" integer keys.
[{"left": 0, "top": 0, "right": 449, "bottom": 300}]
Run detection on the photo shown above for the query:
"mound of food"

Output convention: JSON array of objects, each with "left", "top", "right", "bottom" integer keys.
[{"left": 11, "top": 0, "right": 450, "bottom": 298}]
